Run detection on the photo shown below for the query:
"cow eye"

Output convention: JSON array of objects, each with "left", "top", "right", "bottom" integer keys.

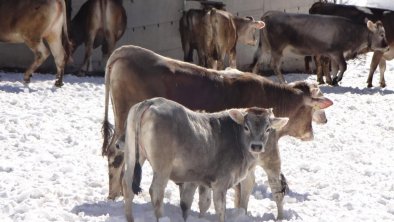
[
  {"left": 265, "top": 127, "right": 272, "bottom": 133},
  {"left": 244, "top": 125, "right": 250, "bottom": 132}
]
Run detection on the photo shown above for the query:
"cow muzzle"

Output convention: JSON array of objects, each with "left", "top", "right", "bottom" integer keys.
[{"left": 249, "top": 141, "right": 265, "bottom": 153}]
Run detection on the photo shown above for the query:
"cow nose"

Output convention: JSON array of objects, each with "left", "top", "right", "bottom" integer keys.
[{"left": 250, "top": 142, "right": 264, "bottom": 153}]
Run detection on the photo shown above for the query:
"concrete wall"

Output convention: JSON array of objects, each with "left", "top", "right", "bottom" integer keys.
[{"left": 0, "top": 0, "right": 318, "bottom": 74}]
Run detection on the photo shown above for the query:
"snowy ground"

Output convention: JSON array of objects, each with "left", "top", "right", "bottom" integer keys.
[{"left": 1, "top": 53, "right": 394, "bottom": 222}]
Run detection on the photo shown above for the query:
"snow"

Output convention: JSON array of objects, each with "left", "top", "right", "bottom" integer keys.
[
  {"left": 1, "top": 52, "right": 394, "bottom": 222},
  {"left": 343, "top": 0, "right": 394, "bottom": 11}
]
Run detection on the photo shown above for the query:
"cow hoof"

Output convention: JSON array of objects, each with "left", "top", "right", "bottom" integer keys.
[
  {"left": 23, "top": 78, "right": 30, "bottom": 84},
  {"left": 331, "top": 78, "right": 339, "bottom": 86},
  {"left": 55, "top": 80, "right": 64, "bottom": 87},
  {"left": 380, "top": 82, "right": 386, "bottom": 88},
  {"left": 317, "top": 80, "right": 325, "bottom": 85},
  {"left": 367, "top": 83, "right": 373, "bottom": 88}
]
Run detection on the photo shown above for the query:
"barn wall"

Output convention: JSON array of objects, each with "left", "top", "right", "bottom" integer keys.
[{"left": 0, "top": 0, "right": 318, "bottom": 75}]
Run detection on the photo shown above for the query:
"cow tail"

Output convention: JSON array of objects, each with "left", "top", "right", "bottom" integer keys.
[
  {"left": 101, "top": 58, "right": 114, "bottom": 156},
  {"left": 131, "top": 100, "right": 152, "bottom": 194},
  {"left": 60, "top": 0, "right": 73, "bottom": 64},
  {"left": 250, "top": 16, "right": 268, "bottom": 73}
]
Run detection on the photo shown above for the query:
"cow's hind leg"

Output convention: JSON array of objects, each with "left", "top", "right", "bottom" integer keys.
[
  {"left": 46, "top": 34, "right": 67, "bottom": 87},
  {"left": 150, "top": 171, "right": 170, "bottom": 220},
  {"left": 179, "top": 182, "right": 198, "bottom": 220},
  {"left": 234, "top": 170, "right": 255, "bottom": 212},
  {"left": 24, "top": 39, "right": 50, "bottom": 84}
]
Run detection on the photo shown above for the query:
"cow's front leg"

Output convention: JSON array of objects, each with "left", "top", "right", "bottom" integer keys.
[
  {"left": 314, "top": 55, "right": 325, "bottom": 84},
  {"left": 179, "top": 182, "right": 198, "bottom": 221},
  {"left": 379, "top": 58, "right": 387, "bottom": 88},
  {"left": 367, "top": 51, "right": 383, "bottom": 87},
  {"left": 212, "top": 187, "right": 227, "bottom": 222},
  {"left": 264, "top": 167, "right": 285, "bottom": 220},
  {"left": 234, "top": 169, "right": 255, "bottom": 211},
  {"left": 331, "top": 54, "right": 346, "bottom": 85},
  {"left": 270, "top": 53, "right": 286, "bottom": 83},
  {"left": 198, "top": 185, "right": 212, "bottom": 217}
]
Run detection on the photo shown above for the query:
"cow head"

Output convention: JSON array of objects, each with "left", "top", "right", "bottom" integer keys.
[
  {"left": 107, "top": 141, "right": 125, "bottom": 200},
  {"left": 366, "top": 19, "right": 389, "bottom": 51},
  {"left": 229, "top": 108, "right": 288, "bottom": 154},
  {"left": 279, "top": 82, "right": 333, "bottom": 141},
  {"left": 236, "top": 16, "right": 265, "bottom": 46}
]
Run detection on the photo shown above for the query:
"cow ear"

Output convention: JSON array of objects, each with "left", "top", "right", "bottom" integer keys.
[
  {"left": 255, "top": 21, "right": 265, "bottom": 29},
  {"left": 366, "top": 20, "right": 377, "bottom": 32},
  {"left": 228, "top": 109, "right": 245, "bottom": 125},
  {"left": 271, "top": 117, "right": 289, "bottom": 130},
  {"left": 306, "top": 97, "right": 334, "bottom": 110}
]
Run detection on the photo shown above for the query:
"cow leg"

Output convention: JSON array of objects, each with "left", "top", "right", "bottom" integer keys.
[
  {"left": 123, "top": 174, "right": 135, "bottom": 222},
  {"left": 198, "top": 185, "right": 211, "bottom": 217},
  {"left": 367, "top": 51, "right": 384, "bottom": 88},
  {"left": 102, "top": 32, "right": 116, "bottom": 69},
  {"left": 179, "top": 182, "right": 198, "bottom": 220},
  {"left": 212, "top": 188, "right": 227, "bottom": 222},
  {"left": 228, "top": 47, "right": 237, "bottom": 69},
  {"left": 315, "top": 55, "right": 325, "bottom": 84},
  {"left": 322, "top": 57, "right": 332, "bottom": 85},
  {"left": 379, "top": 59, "right": 387, "bottom": 88},
  {"left": 262, "top": 164, "right": 284, "bottom": 220},
  {"left": 150, "top": 171, "right": 170, "bottom": 220},
  {"left": 234, "top": 170, "right": 255, "bottom": 211},
  {"left": 331, "top": 54, "right": 346, "bottom": 85},
  {"left": 80, "top": 35, "right": 95, "bottom": 75},
  {"left": 24, "top": 39, "right": 50, "bottom": 84},
  {"left": 46, "top": 34, "right": 67, "bottom": 87},
  {"left": 270, "top": 53, "right": 286, "bottom": 83}
]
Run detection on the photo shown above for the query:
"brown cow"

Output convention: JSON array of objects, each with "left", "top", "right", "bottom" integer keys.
[
  {"left": 101, "top": 45, "right": 333, "bottom": 200},
  {"left": 69, "top": 0, "right": 130, "bottom": 74},
  {"left": 0, "top": 0, "right": 72, "bottom": 86},
  {"left": 179, "top": 8, "right": 264, "bottom": 69}
]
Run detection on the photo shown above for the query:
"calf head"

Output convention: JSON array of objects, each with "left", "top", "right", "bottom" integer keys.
[
  {"left": 229, "top": 108, "right": 288, "bottom": 154},
  {"left": 107, "top": 141, "right": 125, "bottom": 200},
  {"left": 280, "top": 82, "right": 333, "bottom": 141},
  {"left": 236, "top": 17, "right": 265, "bottom": 46},
  {"left": 366, "top": 19, "right": 389, "bottom": 51}
]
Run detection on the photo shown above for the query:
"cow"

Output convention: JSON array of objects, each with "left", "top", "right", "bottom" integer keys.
[
  {"left": 119, "top": 97, "right": 289, "bottom": 222},
  {"left": 308, "top": 2, "right": 394, "bottom": 87},
  {"left": 0, "top": 0, "right": 72, "bottom": 86},
  {"left": 179, "top": 8, "right": 264, "bottom": 69},
  {"left": 101, "top": 45, "right": 333, "bottom": 201},
  {"left": 69, "top": 0, "right": 130, "bottom": 74},
  {"left": 250, "top": 11, "right": 388, "bottom": 85},
  {"left": 179, "top": 80, "right": 330, "bottom": 218}
]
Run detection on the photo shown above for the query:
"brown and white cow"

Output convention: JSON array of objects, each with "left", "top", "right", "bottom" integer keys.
[
  {"left": 179, "top": 8, "right": 264, "bottom": 69},
  {"left": 102, "top": 45, "right": 333, "bottom": 200},
  {"left": 69, "top": 0, "right": 130, "bottom": 74},
  {"left": 308, "top": 2, "right": 394, "bottom": 87},
  {"left": 0, "top": 0, "right": 72, "bottom": 86},
  {"left": 120, "top": 97, "right": 288, "bottom": 222},
  {"left": 251, "top": 11, "right": 388, "bottom": 85}
]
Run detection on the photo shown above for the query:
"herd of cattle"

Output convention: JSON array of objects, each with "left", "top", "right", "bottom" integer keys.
[{"left": 2, "top": 0, "right": 393, "bottom": 221}]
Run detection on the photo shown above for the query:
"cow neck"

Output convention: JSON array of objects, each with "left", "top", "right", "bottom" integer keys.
[
  {"left": 367, "top": 30, "right": 372, "bottom": 49},
  {"left": 261, "top": 82, "right": 304, "bottom": 118}
]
